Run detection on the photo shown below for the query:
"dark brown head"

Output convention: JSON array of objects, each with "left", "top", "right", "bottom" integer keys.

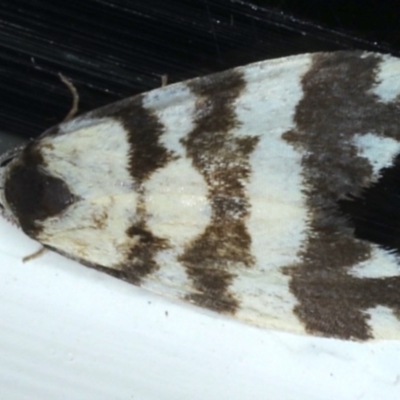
[{"left": 0, "top": 143, "right": 75, "bottom": 238}]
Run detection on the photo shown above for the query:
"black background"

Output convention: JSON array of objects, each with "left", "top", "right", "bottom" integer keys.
[{"left": 0, "top": 0, "right": 398, "bottom": 143}]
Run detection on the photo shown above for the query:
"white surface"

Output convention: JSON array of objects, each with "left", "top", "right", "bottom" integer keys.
[{"left": 1, "top": 217, "right": 400, "bottom": 400}]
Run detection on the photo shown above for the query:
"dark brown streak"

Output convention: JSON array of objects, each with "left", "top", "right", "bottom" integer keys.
[
  {"left": 108, "top": 95, "right": 173, "bottom": 183},
  {"left": 107, "top": 96, "right": 174, "bottom": 283},
  {"left": 179, "top": 69, "right": 258, "bottom": 313},
  {"left": 283, "top": 51, "right": 400, "bottom": 340}
]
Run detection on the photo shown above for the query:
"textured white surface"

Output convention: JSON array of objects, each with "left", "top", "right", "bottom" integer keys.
[{"left": 1, "top": 217, "right": 400, "bottom": 400}]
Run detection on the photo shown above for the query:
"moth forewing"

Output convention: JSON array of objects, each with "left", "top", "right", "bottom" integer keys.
[{"left": 2, "top": 51, "right": 400, "bottom": 341}]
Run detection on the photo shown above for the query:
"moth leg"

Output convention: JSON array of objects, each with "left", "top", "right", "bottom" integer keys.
[
  {"left": 22, "top": 246, "right": 47, "bottom": 263},
  {"left": 58, "top": 73, "right": 79, "bottom": 121}
]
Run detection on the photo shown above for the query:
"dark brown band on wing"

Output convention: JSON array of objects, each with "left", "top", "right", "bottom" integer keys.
[
  {"left": 108, "top": 96, "right": 174, "bottom": 283},
  {"left": 179, "top": 69, "right": 258, "bottom": 313},
  {"left": 284, "top": 51, "right": 400, "bottom": 340}
]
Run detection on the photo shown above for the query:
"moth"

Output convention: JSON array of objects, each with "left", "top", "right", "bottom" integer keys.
[{"left": 1, "top": 51, "right": 400, "bottom": 341}]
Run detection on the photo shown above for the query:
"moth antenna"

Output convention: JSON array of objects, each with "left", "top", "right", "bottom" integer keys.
[{"left": 58, "top": 73, "right": 79, "bottom": 121}]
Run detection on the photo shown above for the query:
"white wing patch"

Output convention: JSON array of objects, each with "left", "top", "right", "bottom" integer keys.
[
  {"left": 370, "top": 54, "right": 400, "bottom": 102},
  {"left": 144, "top": 158, "right": 211, "bottom": 296},
  {"left": 228, "top": 56, "right": 312, "bottom": 332},
  {"left": 349, "top": 246, "right": 400, "bottom": 279},
  {"left": 368, "top": 306, "right": 400, "bottom": 340},
  {"left": 352, "top": 133, "right": 400, "bottom": 179}
]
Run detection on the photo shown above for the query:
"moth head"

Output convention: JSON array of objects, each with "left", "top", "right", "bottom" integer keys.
[{"left": 0, "top": 143, "right": 76, "bottom": 237}]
